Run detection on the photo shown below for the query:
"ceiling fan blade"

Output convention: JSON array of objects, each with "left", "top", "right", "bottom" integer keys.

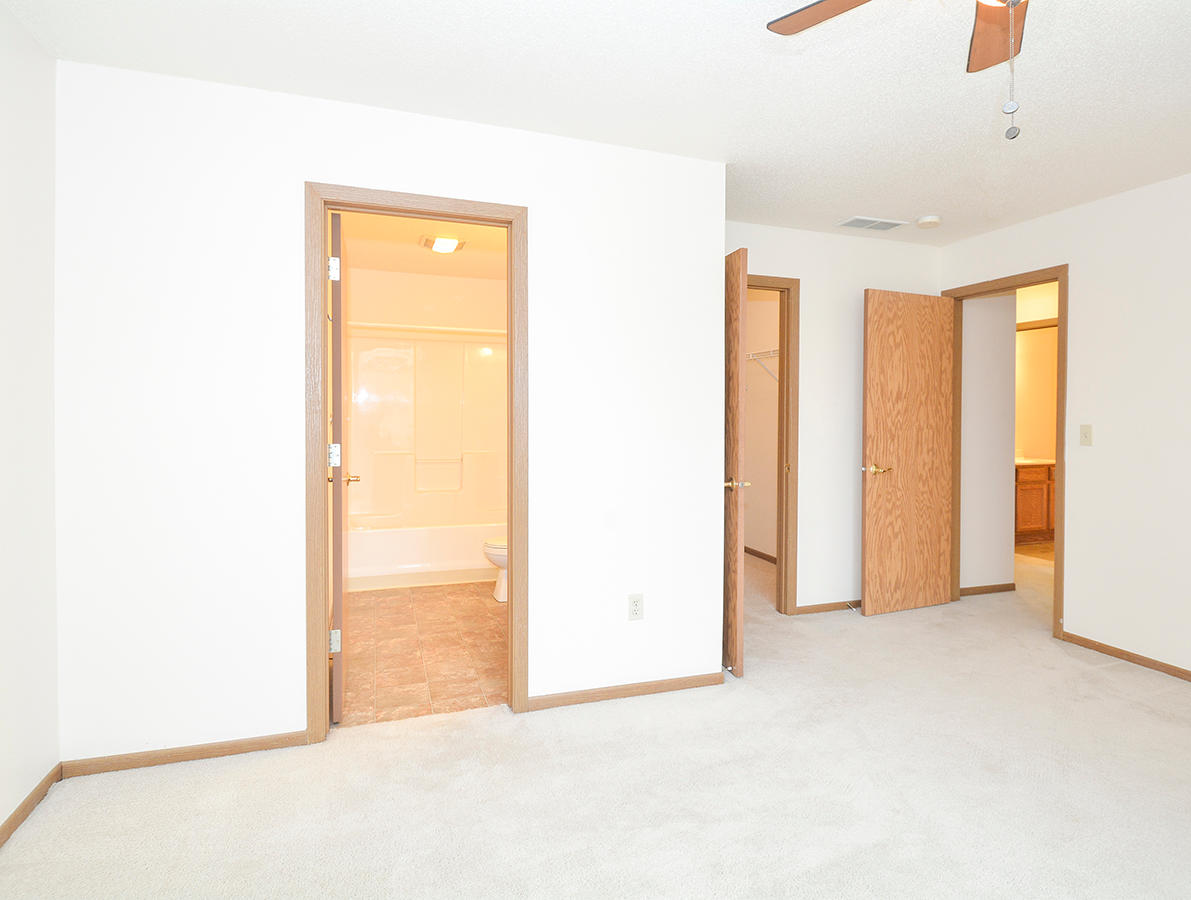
[
  {"left": 967, "top": 0, "right": 1029, "bottom": 73},
  {"left": 767, "top": 0, "right": 873, "bottom": 36}
]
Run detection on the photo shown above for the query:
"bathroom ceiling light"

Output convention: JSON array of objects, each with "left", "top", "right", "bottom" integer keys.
[
  {"left": 420, "top": 236, "right": 465, "bottom": 253},
  {"left": 916, "top": 215, "right": 942, "bottom": 229}
]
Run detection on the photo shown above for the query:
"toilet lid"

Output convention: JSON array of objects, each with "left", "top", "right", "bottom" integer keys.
[{"left": 484, "top": 538, "right": 507, "bottom": 549}]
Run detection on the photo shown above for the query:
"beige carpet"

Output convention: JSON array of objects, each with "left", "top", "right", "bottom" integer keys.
[{"left": 3, "top": 557, "right": 1191, "bottom": 898}]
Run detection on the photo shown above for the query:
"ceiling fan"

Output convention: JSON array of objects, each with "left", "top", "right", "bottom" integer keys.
[{"left": 767, "top": 0, "right": 1029, "bottom": 73}]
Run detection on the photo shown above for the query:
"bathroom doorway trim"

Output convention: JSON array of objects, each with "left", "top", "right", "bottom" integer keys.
[
  {"left": 304, "top": 182, "right": 529, "bottom": 740},
  {"left": 943, "top": 264, "right": 1067, "bottom": 637},
  {"left": 745, "top": 275, "right": 800, "bottom": 615}
]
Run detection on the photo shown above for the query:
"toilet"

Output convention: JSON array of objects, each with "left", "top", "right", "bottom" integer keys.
[{"left": 482, "top": 536, "right": 508, "bottom": 603}]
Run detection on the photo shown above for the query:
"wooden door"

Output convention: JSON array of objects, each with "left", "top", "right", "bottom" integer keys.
[
  {"left": 329, "top": 212, "right": 345, "bottom": 723},
  {"left": 861, "top": 289, "right": 954, "bottom": 616},
  {"left": 723, "top": 249, "right": 747, "bottom": 675}
]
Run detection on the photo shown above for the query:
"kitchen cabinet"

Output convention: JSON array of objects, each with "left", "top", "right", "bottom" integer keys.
[{"left": 1015, "top": 462, "right": 1055, "bottom": 543}]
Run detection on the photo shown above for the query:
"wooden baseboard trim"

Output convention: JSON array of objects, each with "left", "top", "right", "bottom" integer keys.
[
  {"left": 0, "top": 763, "right": 62, "bottom": 849},
  {"left": 744, "top": 546, "right": 777, "bottom": 564},
  {"left": 61, "top": 730, "right": 309, "bottom": 779},
  {"left": 1061, "top": 632, "right": 1191, "bottom": 684},
  {"left": 526, "top": 672, "right": 724, "bottom": 712},
  {"left": 959, "top": 583, "right": 1016, "bottom": 596},
  {"left": 791, "top": 601, "right": 855, "bottom": 616}
]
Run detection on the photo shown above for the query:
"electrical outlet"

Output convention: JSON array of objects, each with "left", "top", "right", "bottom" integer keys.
[
  {"left": 628, "top": 594, "right": 644, "bottom": 621},
  {"left": 1079, "top": 424, "right": 1093, "bottom": 447}
]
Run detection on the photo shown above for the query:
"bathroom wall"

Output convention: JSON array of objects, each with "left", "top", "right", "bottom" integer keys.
[
  {"left": 53, "top": 62, "right": 725, "bottom": 757},
  {"left": 742, "top": 287, "right": 780, "bottom": 558},
  {"left": 1016, "top": 282, "right": 1059, "bottom": 324},
  {"left": 1015, "top": 283, "right": 1059, "bottom": 462},
  {"left": 0, "top": 7, "right": 59, "bottom": 828},
  {"left": 1015, "top": 326, "right": 1059, "bottom": 461}
]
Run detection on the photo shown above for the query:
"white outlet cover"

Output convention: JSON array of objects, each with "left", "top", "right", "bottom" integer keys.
[
  {"left": 1079, "top": 424, "right": 1093, "bottom": 446},
  {"left": 628, "top": 593, "right": 644, "bottom": 621}
]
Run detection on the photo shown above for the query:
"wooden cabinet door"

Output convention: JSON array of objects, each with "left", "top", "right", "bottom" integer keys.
[{"left": 1016, "top": 482, "right": 1048, "bottom": 532}]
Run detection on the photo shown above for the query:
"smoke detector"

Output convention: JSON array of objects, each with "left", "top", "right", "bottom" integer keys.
[{"left": 916, "top": 215, "right": 943, "bottom": 229}]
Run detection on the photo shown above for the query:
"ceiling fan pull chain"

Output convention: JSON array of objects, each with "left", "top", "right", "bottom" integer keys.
[{"left": 1004, "top": 0, "right": 1021, "bottom": 139}]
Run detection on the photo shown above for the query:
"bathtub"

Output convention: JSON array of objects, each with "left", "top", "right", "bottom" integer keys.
[{"left": 346, "top": 519, "right": 505, "bottom": 591}]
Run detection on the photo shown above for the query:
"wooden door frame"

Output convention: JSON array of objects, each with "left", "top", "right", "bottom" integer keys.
[
  {"left": 745, "top": 275, "right": 800, "bottom": 615},
  {"left": 943, "top": 264, "right": 1068, "bottom": 638},
  {"left": 304, "top": 182, "right": 529, "bottom": 742}
]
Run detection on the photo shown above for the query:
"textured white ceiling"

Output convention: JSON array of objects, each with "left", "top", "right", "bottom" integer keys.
[{"left": 6, "top": 0, "right": 1190, "bottom": 245}]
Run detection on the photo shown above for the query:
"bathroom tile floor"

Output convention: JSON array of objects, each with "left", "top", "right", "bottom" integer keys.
[{"left": 339, "top": 581, "right": 508, "bottom": 726}]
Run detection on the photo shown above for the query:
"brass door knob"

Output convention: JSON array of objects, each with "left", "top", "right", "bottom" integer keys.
[
  {"left": 862, "top": 465, "right": 893, "bottom": 475},
  {"left": 345, "top": 474, "right": 361, "bottom": 484},
  {"left": 724, "top": 480, "right": 752, "bottom": 489}
]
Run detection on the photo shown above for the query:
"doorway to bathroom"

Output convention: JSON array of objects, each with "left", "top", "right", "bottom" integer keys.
[
  {"left": 305, "top": 184, "right": 528, "bottom": 741},
  {"left": 950, "top": 274, "right": 1063, "bottom": 634}
]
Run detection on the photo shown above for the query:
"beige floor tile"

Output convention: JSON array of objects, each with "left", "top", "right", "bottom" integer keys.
[
  {"left": 375, "top": 683, "right": 431, "bottom": 709},
  {"left": 374, "top": 703, "right": 432, "bottom": 722},
  {"left": 372, "top": 624, "right": 419, "bottom": 644},
  {"left": 338, "top": 706, "right": 376, "bottom": 726},
  {"left": 375, "top": 636, "right": 421, "bottom": 659},
  {"left": 476, "top": 674, "right": 507, "bottom": 694},
  {"left": 428, "top": 679, "right": 484, "bottom": 701},
  {"left": 375, "top": 664, "right": 428, "bottom": 689},
  {"left": 337, "top": 580, "right": 507, "bottom": 729},
  {"left": 416, "top": 618, "right": 458, "bottom": 636},
  {"left": 431, "top": 694, "right": 487, "bottom": 714},
  {"left": 424, "top": 658, "right": 478, "bottom": 682}
]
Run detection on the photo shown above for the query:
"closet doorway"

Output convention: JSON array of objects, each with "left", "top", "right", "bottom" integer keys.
[{"left": 742, "top": 274, "right": 799, "bottom": 615}]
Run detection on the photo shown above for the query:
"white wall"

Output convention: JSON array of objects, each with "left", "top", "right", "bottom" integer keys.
[
  {"left": 1015, "top": 325, "right": 1058, "bottom": 461},
  {"left": 0, "top": 8, "right": 58, "bottom": 821},
  {"left": 742, "top": 288, "right": 779, "bottom": 558},
  {"left": 726, "top": 223, "right": 940, "bottom": 607},
  {"left": 54, "top": 62, "right": 725, "bottom": 758},
  {"left": 959, "top": 295, "right": 1016, "bottom": 590},
  {"left": 1017, "top": 283, "right": 1059, "bottom": 324},
  {"left": 943, "top": 172, "right": 1191, "bottom": 672}
]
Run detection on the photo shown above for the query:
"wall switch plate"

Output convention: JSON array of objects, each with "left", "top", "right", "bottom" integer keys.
[
  {"left": 1079, "top": 424, "right": 1093, "bottom": 447},
  {"left": 628, "top": 594, "right": 644, "bottom": 621}
]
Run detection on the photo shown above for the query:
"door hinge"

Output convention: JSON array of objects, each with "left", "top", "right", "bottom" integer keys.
[
  {"left": 328, "top": 443, "right": 341, "bottom": 467},
  {"left": 328, "top": 256, "right": 341, "bottom": 282},
  {"left": 329, "top": 629, "right": 341, "bottom": 654}
]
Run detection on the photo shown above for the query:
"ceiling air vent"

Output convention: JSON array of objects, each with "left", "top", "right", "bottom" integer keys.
[{"left": 839, "top": 216, "right": 908, "bottom": 231}]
